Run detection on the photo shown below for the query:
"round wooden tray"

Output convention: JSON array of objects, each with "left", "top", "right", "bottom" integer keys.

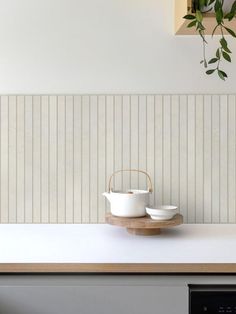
[{"left": 106, "top": 213, "right": 183, "bottom": 236}]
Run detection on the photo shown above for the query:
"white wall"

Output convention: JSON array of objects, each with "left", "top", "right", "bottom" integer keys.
[
  {"left": 0, "top": 1, "right": 236, "bottom": 224},
  {"left": 0, "top": 0, "right": 236, "bottom": 94}
]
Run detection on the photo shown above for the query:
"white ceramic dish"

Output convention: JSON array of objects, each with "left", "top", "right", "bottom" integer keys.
[{"left": 146, "top": 205, "right": 178, "bottom": 221}]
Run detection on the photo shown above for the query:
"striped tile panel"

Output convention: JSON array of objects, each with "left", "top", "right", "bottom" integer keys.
[{"left": 0, "top": 95, "right": 235, "bottom": 223}]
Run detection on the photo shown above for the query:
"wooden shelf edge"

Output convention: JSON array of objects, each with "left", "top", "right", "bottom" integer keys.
[
  {"left": 0, "top": 263, "right": 236, "bottom": 273},
  {"left": 175, "top": 0, "right": 236, "bottom": 35}
]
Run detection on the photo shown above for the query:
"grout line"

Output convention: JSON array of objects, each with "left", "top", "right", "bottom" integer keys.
[
  {"left": 170, "top": 96, "right": 172, "bottom": 205},
  {"left": 227, "top": 95, "right": 229, "bottom": 223},
  {"left": 89, "top": 96, "right": 91, "bottom": 223},
  {"left": 56, "top": 96, "right": 59, "bottom": 223},
  {"left": 235, "top": 95, "right": 236, "bottom": 222},
  {"left": 96, "top": 96, "right": 99, "bottom": 222},
  {"left": 162, "top": 95, "right": 164, "bottom": 205},
  {"left": 210, "top": 95, "right": 212, "bottom": 223},
  {"left": 203, "top": 96, "right": 205, "bottom": 223},
  {"left": 113, "top": 95, "right": 115, "bottom": 189},
  {"left": 186, "top": 95, "right": 188, "bottom": 223},
  {"left": 194, "top": 96, "right": 196, "bottom": 223},
  {"left": 80, "top": 97, "right": 83, "bottom": 223},
  {"left": 0, "top": 96, "right": 1, "bottom": 223},
  {"left": 178, "top": 95, "right": 180, "bottom": 211},
  {"left": 24, "top": 97, "right": 26, "bottom": 223},
  {"left": 73, "top": 96, "right": 75, "bottom": 223},
  {"left": 153, "top": 96, "right": 155, "bottom": 205},
  {"left": 218, "top": 97, "right": 221, "bottom": 223},
  {"left": 187, "top": 96, "right": 189, "bottom": 222},
  {"left": 201, "top": 96, "right": 204, "bottom": 223},
  {"left": 40, "top": 96, "right": 42, "bottom": 223},
  {"left": 129, "top": 96, "right": 131, "bottom": 190},
  {"left": 48, "top": 97, "right": 50, "bottom": 223},
  {"left": 65, "top": 96, "right": 66, "bottom": 223},
  {"left": 7, "top": 97, "right": 9, "bottom": 223},
  {"left": 210, "top": 95, "right": 212, "bottom": 224},
  {"left": 138, "top": 96, "right": 140, "bottom": 189},
  {"left": 32, "top": 96, "right": 34, "bottom": 223},
  {"left": 121, "top": 96, "right": 123, "bottom": 191},
  {"left": 65, "top": 97, "right": 67, "bottom": 223},
  {"left": 16, "top": 97, "right": 18, "bottom": 223},
  {"left": 103, "top": 96, "right": 107, "bottom": 218},
  {"left": 145, "top": 95, "right": 148, "bottom": 189}
]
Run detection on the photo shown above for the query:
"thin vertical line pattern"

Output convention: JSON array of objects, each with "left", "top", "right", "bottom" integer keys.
[
  {"left": 0, "top": 97, "right": 1, "bottom": 222},
  {"left": 7, "top": 97, "right": 9, "bottom": 223},
  {"left": 0, "top": 94, "right": 235, "bottom": 224},
  {"left": 72, "top": 96, "right": 75, "bottom": 223}
]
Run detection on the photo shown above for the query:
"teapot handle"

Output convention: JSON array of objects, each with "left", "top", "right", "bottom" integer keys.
[{"left": 108, "top": 169, "right": 153, "bottom": 193}]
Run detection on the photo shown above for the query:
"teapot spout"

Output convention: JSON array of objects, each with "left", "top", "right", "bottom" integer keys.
[{"left": 103, "top": 192, "right": 111, "bottom": 202}]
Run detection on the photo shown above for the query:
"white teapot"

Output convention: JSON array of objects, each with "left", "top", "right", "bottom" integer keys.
[{"left": 103, "top": 169, "right": 153, "bottom": 218}]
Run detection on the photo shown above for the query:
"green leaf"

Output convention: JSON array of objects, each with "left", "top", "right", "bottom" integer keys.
[
  {"left": 216, "top": 8, "right": 223, "bottom": 24},
  {"left": 214, "top": 0, "right": 221, "bottom": 11},
  {"left": 220, "top": 37, "right": 231, "bottom": 53},
  {"left": 218, "top": 69, "right": 227, "bottom": 80},
  {"left": 220, "top": 70, "right": 228, "bottom": 78},
  {"left": 196, "top": 10, "right": 203, "bottom": 22},
  {"left": 224, "top": 12, "right": 235, "bottom": 21},
  {"left": 220, "top": 37, "right": 227, "bottom": 49},
  {"left": 223, "top": 45, "right": 232, "bottom": 53},
  {"left": 208, "top": 58, "right": 218, "bottom": 64},
  {"left": 199, "top": 0, "right": 205, "bottom": 9},
  {"left": 183, "top": 14, "right": 196, "bottom": 20},
  {"left": 230, "top": 1, "right": 236, "bottom": 14},
  {"left": 222, "top": 51, "right": 231, "bottom": 62},
  {"left": 224, "top": 27, "right": 236, "bottom": 37},
  {"left": 206, "top": 69, "right": 215, "bottom": 75},
  {"left": 218, "top": 72, "right": 225, "bottom": 80},
  {"left": 197, "top": 22, "right": 205, "bottom": 30},
  {"left": 216, "top": 48, "right": 221, "bottom": 59},
  {"left": 200, "top": 60, "right": 204, "bottom": 64},
  {"left": 187, "top": 20, "right": 197, "bottom": 28}
]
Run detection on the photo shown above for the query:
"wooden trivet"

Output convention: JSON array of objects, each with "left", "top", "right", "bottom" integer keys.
[{"left": 106, "top": 213, "right": 183, "bottom": 236}]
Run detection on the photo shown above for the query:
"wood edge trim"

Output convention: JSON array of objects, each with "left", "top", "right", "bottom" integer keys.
[
  {"left": 175, "top": 16, "right": 236, "bottom": 35},
  {"left": 0, "top": 263, "right": 236, "bottom": 273}
]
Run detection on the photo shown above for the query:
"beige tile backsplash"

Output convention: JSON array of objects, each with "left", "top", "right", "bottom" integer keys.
[{"left": 0, "top": 94, "right": 235, "bottom": 223}]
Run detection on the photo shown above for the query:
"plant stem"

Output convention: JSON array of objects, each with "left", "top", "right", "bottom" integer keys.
[
  {"left": 217, "top": 24, "right": 224, "bottom": 70},
  {"left": 202, "top": 31, "right": 207, "bottom": 65},
  {"left": 220, "top": 24, "right": 224, "bottom": 37}
]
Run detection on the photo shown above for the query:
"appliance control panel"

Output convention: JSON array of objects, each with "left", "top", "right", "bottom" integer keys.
[{"left": 189, "top": 285, "right": 236, "bottom": 314}]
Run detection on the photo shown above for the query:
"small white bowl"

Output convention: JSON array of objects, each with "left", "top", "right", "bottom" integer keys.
[{"left": 146, "top": 205, "right": 178, "bottom": 221}]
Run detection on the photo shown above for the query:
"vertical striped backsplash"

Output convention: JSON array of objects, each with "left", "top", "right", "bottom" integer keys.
[{"left": 0, "top": 95, "right": 235, "bottom": 224}]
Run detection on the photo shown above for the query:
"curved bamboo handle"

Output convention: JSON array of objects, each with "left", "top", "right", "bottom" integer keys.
[{"left": 108, "top": 169, "right": 153, "bottom": 193}]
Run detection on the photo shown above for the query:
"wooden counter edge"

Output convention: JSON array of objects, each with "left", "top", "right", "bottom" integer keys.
[{"left": 0, "top": 263, "right": 236, "bottom": 273}]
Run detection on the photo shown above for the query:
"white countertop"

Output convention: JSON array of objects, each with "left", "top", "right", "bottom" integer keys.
[{"left": 0, "top": 223, "right": 235, "bottom": 264}]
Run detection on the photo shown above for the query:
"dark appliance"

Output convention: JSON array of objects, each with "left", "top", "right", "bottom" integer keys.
[{"left": 189, "top": 285, "right": 236, "bottom": 314}]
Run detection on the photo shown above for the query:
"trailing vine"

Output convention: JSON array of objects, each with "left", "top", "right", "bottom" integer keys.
[{"left": 184, "top": 0, "right": 236, "bottom": 80}]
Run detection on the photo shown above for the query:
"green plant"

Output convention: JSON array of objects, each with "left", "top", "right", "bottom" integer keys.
[{"left": 184, "top": 0, "right": 236, "bottom": 80}]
